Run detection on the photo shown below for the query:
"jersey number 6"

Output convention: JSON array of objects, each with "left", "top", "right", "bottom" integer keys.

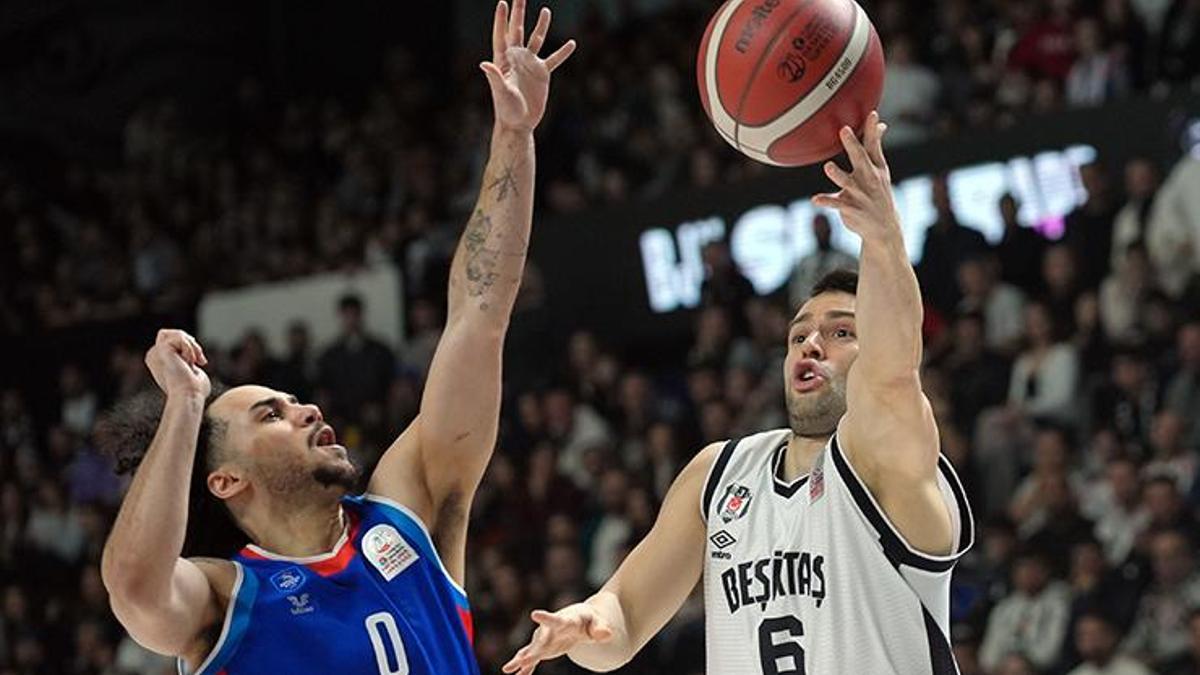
[
  {"left": 365, "top": 611, "right": 410, "bottom": 675},
  {"left": 759, "top": 616, "right": 805, "bottom": 675}
]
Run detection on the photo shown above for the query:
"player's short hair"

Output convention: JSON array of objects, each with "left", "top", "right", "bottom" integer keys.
[
  {"left": 809, "top": 269, "right": 858, "bottom": 299},
  {"left": 96, "top": 384, "right": 245, "bottom": 557}
]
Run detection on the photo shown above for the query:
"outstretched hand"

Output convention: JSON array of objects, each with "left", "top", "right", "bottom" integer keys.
[
  {"left": 481, "top": 0, "right": 577, "bottom": 133},
  {"left": 502, "top": 605, "right": 614, "bottom": 675},
  {"left": 812, "top": 111, "right": 901, "bottom": 242}
]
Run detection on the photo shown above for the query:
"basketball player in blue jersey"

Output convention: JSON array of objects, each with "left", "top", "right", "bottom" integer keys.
[
  {"left": 97, "top": 3, "right": 575, "bottom": 673},
  {"left": 505, "top": 115, "right": 974, "bottom": 674}
]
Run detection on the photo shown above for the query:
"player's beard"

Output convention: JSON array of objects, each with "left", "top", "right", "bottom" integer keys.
[
  {"left": 785, "top": 374, "right": 847, "bottom": 439},
  {"left": 257, "top": 452, "right": 361, "bottom": 495}
]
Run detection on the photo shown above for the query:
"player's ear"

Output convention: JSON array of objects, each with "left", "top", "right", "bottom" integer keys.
[{"left": 207, "top": 467, "right": 248, "bottom": 500}]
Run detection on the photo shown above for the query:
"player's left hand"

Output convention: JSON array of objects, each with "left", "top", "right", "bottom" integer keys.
[
  {"left": 813, "top": 111, "right": 901, "bottom": 242},
  {"left": 481, "top": 0, "right": 577, "bottom": 133}
]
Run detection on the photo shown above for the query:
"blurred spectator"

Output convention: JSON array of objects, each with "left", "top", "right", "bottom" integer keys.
[
  {"left": 1161, "top": 609, "right": 1200, "bottom": 674},
  {"left": 544, "top": 386, "right": 614, "bottom": 491},
  {"left": 1087, "top": 345, "right": 1160, "bottom": 452},
  {"left": 1143, "top": 411, "right": 1198, "bottom": 494},
  {"left": 1111, "top": 159, "right": 1162, "bottom": 271},
  {"left": 316, "top": 294, "right": 396, "bottom": 424},
  {"left": 586, "top": 468, "right": 632, "bottom": 588},
  {"left": 918, "top": 174, "right": 990, "bottom": 315},
  {"left": 880, "top": 34, "right": 942, "bottom": 145},
  {"left": 699, "top": 241, "right": 755, "bottom": 334},
  {"left": 1066, "top": 17, "right": 1131, "bottom": 106},
  {"left": 980, "top": 550, "right": 1073, "bottom": 672},
  {"left": 398, "top": 298, "right": 444, "bottom": 379},
  {"left": 59, "top": 364, "right": 98, "bottom": 437},
  {"left": 1068, "top": 611, "right": 1154, "bottom": 674},
  {"left": 1090, "top": 456, "right": 1151, "bottom": 564},
  {"left": 1008, "top": 0, "right": 1079, "bottom": 82},
  {"left": 1165, "top": 320, "right": 1200, "bottom": 452},
  {"left": 995, "top": 193, "right": 1048, "bottom": 296},
  {"left": 273, "top": 321, "right": 317, "bottom": 402},
  {"left": 787, "top": 214, "right": 857, "bottom": 308},
  {"left": 1064, "top": 162, "right": 1121, "bottom": 291},
  {"left": 1146, "top": 155, "right": 1200, "bottom": 299},
  {"left": 957, "top": 254, "right": 1027, "bottom": 353},
  {"left": 1123, "top": 529, "right": 1200, "bottom": 667},
  {"left": 937, "top": 311, "right": 1012, "bottom": 434},
  {"left": 1008, "top": 300, "right": 1081, "bottom": 424},
  {"left": 1099, "top": 244, "right": 1158, "bottom": 343}
]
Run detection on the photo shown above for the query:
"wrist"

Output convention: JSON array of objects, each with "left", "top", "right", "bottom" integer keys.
[
  {"left": 492, "top": 122, "right": 536, "bottom": 143},
  {"left": 165, "top": 389, "right": 208, "bottom": 410}
]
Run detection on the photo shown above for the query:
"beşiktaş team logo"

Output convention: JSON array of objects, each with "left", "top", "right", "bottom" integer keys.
[{"left": 718, "top": 484, "right": 753, "bottom": 523}]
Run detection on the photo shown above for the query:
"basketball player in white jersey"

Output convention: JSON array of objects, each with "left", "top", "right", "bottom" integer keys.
[{"left": 503, "top": 113, "right": 974, "bottom": 675}]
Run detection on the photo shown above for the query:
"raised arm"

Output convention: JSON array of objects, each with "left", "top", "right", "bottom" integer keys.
[
  {"left": 812, "top": 113, "right": 953, "bottom": 556},
  {"left": 366, "top": 0, "right": 575, "bottom": 566},
  {"left": 100, "top": 330, "right": 228, "bottom": 660},
  {"left": 503, "top": 444, "right": 719, "bottom": 674}
]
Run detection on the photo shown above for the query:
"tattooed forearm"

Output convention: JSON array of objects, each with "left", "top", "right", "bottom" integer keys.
[
  {"left": 464, "top": 210, "right": 501, "bottom": 305},
  {"left": 487, "top": 163, "right": 520, "bottom": 202}
]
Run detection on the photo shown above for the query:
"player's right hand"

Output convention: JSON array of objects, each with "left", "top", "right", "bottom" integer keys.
[
  {"left": 145, "top": 329, "right": 210, "bottom": 400},
  {"left": 502, "top": 604, "right": 614, "bottom": 675}
]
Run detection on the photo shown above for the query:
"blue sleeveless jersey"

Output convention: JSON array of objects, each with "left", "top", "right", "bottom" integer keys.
[{"left": 182, "top": 494, "right": 479, "bottom": 675}]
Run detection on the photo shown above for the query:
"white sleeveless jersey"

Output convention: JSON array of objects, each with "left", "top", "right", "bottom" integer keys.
[{"left": 700, "top": 428, "right": 974, "bottom": 675}]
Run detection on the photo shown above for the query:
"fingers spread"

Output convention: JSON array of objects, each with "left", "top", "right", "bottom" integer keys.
[
  {"left": 493, "top": 1, "right": 509, "bottom": 57},
  {"left": 545, "top": 39, "right": 577, "bottom": 72},
  {"left": 509, "top": 0, "right": 526, "bottom": 47},
  {"left": 823, "top": 161, "right": 853, "bottom": 191},
  {"left": 839, "top": 126, "right": 871, "bottom": 174},
  {"left": 528, "top": 7, "right": 551, "bottom": 54}
]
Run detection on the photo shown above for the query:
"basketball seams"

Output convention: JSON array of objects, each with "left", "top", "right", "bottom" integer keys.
[
  {"left": 740, "top": 0, "right": 860, "bottom": 128},
  {"left": 703, "top": 0, "right": 744, "bottom": 142},
  {"left": 729, "top": 5, "right": 813, "bottom": 153},
  {"left": 768, "top": 23, "right": 880, "bottom": 164},
  {"left": 739, "top": 0, "right": 871, "bottom": 151}
]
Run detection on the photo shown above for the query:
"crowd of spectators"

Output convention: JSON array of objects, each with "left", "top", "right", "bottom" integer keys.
[
  {"left": 2, "top": 0, "right": 1199, "bottom": 335},
  {"left": 3, "top": 0, "right": 1200, "bottom": 674}
]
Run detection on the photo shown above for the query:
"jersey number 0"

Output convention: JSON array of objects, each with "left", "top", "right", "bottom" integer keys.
[
  {"left": 759, "top": 616, "right": 805, "bottom": 674},
  {"left": 365, "top": 611, "right": 410, "bottom": 675}
]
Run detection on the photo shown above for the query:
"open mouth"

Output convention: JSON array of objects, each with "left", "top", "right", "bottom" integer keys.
[
  {"left": 311, "top": 425, "right": 338, "bottom": 448},
  {"left": 792, "top": 360, "right": 828, "bottom": 393}
]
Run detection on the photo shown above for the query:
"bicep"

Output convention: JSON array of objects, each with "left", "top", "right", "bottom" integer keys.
[
  {"left": 416, "top": 323, "right": 504, "bottom": 502},
  {"left": 603, "top": 445, "right": 716, "bottom": 652},
  {"left": 110, "top": 558, "right": 222, "bottom": 657}
]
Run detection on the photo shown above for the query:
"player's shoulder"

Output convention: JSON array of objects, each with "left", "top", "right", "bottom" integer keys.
[{"left": 188, "top": 557, "right": 239, "bottom": 593}]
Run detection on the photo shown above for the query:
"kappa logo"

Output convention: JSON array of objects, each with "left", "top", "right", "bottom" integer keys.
[
  {"left": 362, "top": 524, "right": 420, "bottom": 582},
  {"left": 286, "top": 593, "right": 316, "bottom": 616},
  {"left": 270, "top": 566, "right": 307, "bottom": 593},
  {"left": 718, "top": 484, "right": 753, "bottom": 523}
]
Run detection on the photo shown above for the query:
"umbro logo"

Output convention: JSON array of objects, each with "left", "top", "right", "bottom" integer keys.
[{"left": 710, "top": 530, "right": 737, "bottom": 550}]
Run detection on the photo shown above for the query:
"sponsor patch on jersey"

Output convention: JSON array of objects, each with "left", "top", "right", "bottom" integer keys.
[
  {"left": 286, "top": 592, "right": 317, "bottom": 615},
  {"left": 362, "top": 524, "right": 419, "bottom": 581},
  {"left": 718, "top": 484, "right": 753, "bottom": 523},
  {"left": 710, "top": 530, "right": 737, "bottom": 550},
  {"left": 270, "top": 566, "right": 307, "bottom": 593},
  {"left": 810, "top": 458, "right": 825, "bottom": 503}
]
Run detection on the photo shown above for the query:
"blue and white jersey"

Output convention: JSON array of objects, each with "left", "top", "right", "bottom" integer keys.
[{"left": 182, "top": 494, "right": 478, "bottom": 675}]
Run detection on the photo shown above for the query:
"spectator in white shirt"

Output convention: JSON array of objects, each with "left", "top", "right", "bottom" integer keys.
[
  {"left": 1111, "top": 158, "right": 1161, "bottom": 271},
  {"left": 981, "top": 550, "right": 1074, "bottom": 672},
  {"left": 1090, "top": 456, "right": 1151, "bottom": 564},
  {"left": 1100, "top": 243, "right": 1158, "bottom": 343},
  {"left": 1009, "top": 300, "right": 1081, "bottom": 423},
  {"left": 1123, "top": 529, "right": 1200, "bottom": 667},
  {"left": 1068, "top": 611, "right": 1154, "bottom": 675},
  {"left": 1067, "top": 17, "right": 1131, "bottom": 106},
  {"left": 879, "top": 34, "right": 942, "bottom": 146},
  {"left": 957, "top": 253, "right": 1028, "bottom": 354}
]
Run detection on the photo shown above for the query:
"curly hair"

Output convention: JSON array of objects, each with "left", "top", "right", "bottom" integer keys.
[{"left": 95, "top": 383, "right": 247, "bottom": 558}]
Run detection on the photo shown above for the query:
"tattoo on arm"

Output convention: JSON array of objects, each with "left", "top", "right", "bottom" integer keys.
[
  {"left": 487, "top": 163, "right": 520, "bottom": 202},
  {"left": 463, "top": 210, "right": 501, "bottom": 308}
]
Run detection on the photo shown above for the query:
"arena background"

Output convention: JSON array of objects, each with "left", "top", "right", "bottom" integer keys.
[{"left": 1, "top": 0, "right": 1199, "bottom": 673}]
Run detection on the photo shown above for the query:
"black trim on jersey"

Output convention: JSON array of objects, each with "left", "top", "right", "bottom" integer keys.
[
  {"left": 771, "top": 442, "right": 809, "bottom": 498},
  {"left": 702, "top": 438, "right": 741, "bottom": 523},
  {"left": 827, "top": 435, "right": 974, "bottom": 573},
  {"left": 923, "top": 607, "right": 961, "bottom": 675}
]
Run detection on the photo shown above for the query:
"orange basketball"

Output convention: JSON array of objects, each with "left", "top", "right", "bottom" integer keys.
[{"left": 696, "top": 0, "right": 885, "bottom": 167}]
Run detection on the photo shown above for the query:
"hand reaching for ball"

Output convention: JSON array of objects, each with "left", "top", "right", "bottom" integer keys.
[
  {"left": 480, "top": 0, "right": 577, "bottom": 133},
  {"left": 812, "top": 111, "right": 901, "bottom": 243}
]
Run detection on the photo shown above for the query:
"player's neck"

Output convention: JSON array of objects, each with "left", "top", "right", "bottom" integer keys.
[
  {"left": 241, "top": 494, "right": 346, "bottom": 558},
  {"left": 783, "top": 433, "right": 829, "bottom": 482}
]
